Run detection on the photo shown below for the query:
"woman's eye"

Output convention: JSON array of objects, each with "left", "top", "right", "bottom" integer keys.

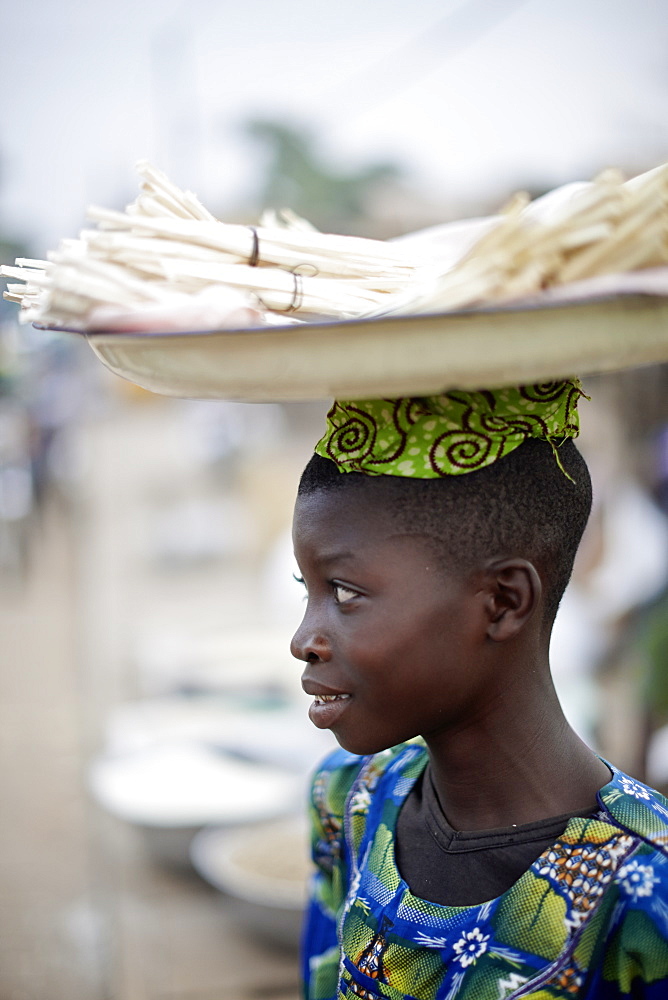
[{"left": 333, "top": 583, "right": 358, "bottom": 604}]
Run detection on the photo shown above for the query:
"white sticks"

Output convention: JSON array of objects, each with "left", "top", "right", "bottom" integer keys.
[
  {"left": 2, "top": 159, "right": 668, "bottom": 331},
  {"left": 374, "top": 164, "right": 668, "bottom": 316}
]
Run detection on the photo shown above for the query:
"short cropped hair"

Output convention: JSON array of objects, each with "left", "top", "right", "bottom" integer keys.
[{"left": 297, "top": 438, "right": 592, "bottom": 624}]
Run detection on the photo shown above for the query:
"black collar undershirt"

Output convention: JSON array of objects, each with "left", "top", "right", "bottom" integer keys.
[{"left": 395, "top": 765, "right": 599, "bottom": 907}]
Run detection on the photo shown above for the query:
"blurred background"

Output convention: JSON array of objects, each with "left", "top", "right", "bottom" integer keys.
[{"left": 1, "top": 1, "right": 668, "bottom": 998}]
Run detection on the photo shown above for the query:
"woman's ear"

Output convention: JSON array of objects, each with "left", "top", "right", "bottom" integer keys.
[{"left": 483, "top": 558, "right": 542, "bottom": 642}]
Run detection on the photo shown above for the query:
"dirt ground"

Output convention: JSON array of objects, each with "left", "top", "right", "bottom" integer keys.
[{"left": 0, "top": 395, "right": 322, "bottom": 1000}]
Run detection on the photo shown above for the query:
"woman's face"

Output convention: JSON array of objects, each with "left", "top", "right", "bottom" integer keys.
[{"left": 291, "top": 487, "right": 491, "bottom": 757}]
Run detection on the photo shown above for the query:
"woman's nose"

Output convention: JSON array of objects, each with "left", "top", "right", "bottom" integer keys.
[{"left": 290, "top": 610, "right": 331, "bottom": 663}]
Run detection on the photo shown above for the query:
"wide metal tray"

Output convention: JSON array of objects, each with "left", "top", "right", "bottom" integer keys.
[{"left": 71, "top": 291, "right": 668, "bottom": 402}]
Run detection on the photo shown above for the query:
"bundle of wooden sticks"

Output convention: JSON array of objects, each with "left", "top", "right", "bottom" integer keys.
[{"left": 3, "top": 159, "right": 667, "bottom": 331}]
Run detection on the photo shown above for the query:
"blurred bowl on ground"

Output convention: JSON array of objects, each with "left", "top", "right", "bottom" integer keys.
[
  {"left": 190, "top": 814, "right": 310, "bottom": 950},
  {"left": 89, "top": 742, "right": 302, "bottom": 867}
]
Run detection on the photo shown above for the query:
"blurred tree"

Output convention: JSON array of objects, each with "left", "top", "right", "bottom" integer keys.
[{"left": 244, "top": 118, "right": 402, "bottom": 234}]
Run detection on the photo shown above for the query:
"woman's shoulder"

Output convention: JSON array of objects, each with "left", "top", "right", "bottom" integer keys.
[
  {"left": 309, "top": 739, "right": 427, "bottom": 820},
  {"left": 599, "top": 764, "right": 668, "bottom": 856}
]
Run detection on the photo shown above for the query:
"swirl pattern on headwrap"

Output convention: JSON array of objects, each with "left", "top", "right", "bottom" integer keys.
[{"left": 314, "top": 379, "right": 584, "bottom": 478}]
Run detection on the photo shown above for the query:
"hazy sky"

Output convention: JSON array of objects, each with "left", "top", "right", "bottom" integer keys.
[{"left": 1, "top": 0, "right": 666, "bottom": 253}]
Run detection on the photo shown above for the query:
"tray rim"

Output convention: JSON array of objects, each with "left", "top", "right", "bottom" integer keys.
[{"left": 36, "top": 290, "right": 668, "bottom": 403}]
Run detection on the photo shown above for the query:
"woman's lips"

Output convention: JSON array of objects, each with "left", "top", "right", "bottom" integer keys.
[
  {"left": 307, "top": 692, "right": 352, "bottom": 729},
  {"left": 302, "top": 677, "right": 352, "bottom": 728}
]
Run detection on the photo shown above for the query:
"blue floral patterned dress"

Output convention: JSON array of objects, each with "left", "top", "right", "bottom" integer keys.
[{"left": 302, "top": 741, "right": 668, "bottom": 999}]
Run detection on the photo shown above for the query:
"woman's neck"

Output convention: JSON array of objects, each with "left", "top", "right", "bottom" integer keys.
[{"left": 423, "top": 671, "right": 611, "bottom": 832}]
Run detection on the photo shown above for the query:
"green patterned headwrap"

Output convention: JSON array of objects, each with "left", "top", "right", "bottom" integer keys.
[{"left": 314, "top": 380, "right": 585, "bottom": 479}]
